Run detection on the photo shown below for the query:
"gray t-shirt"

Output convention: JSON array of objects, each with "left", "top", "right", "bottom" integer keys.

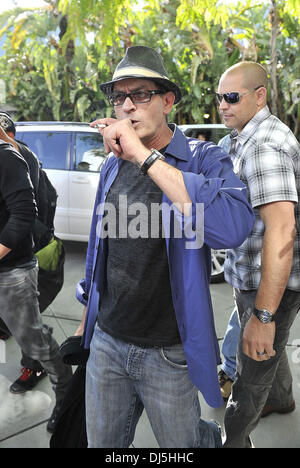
[{"left": 97, "top": 158, "right": 181, "bottom": 347}]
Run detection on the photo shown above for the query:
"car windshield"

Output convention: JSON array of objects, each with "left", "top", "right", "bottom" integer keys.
[
  {"left": 182, "top": 127, "right": 230, "bottom": 145},
  {"left": 15, "top": 131, "right": 70, "bottom": 170},
  {"left": 75, "top": 133, "right": 106, "bottom": 172}
]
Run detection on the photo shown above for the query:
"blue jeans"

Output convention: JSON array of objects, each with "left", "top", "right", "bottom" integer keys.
[
  {"left": 221, "top": 308, "right": 240, "bottom": 380},
  {"left": 86, "top": 324, "right": 222, "bottom": 448}
]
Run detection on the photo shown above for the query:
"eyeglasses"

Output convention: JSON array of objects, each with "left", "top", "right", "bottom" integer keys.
[
  {"left": 216, "top": 85, "right": 263, "bottom": 105},
  {"left": 108, "top": 90, "right": 165, "bottom": 106}
]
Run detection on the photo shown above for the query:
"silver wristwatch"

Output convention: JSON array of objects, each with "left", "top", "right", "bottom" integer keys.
[
  {"left": 139, "top": 149, "right": 165, "bottom": 175},
  {"left": 252, "top": 307, "right": 275, "bottom": 324}
]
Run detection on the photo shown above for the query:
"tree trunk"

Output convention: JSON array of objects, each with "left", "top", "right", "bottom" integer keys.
[{"left": 269, "top": 0, "right": 279, "bottom": 116}]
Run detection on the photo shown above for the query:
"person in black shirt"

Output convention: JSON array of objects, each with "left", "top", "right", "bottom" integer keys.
[
  {"left": 0, "top": 116, "right": 72, "bottom": 433},
  {"left": 0, "top": 112, "right": 50, "bottom": 392}
]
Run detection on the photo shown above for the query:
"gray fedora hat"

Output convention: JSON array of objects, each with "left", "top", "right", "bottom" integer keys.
[{"left": 99, "top": 46, "right": 182, "bottom": 104}]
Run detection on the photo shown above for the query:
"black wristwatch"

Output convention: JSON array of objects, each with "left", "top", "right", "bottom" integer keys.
[
  {"left": 139, "top": 149, "right": 165, "bottom": 175},
  {"left": 252, "top": 307, "right": 275, "bottom": 324}
]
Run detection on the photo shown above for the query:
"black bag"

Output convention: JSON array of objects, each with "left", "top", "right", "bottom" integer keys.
[
  {"left": 37, "top": 239, "right": 65, "bottom": 313},
  {"left": 33, "top": 166, "right": 64, "bottom": 312},
  {"left": 33, "top": 166, "right": 58, "bottom": 252},
  {"left": 59, "top": 335, "right": 90, "bottom": 366},
  {"left": 49, "top": 336, "right": 89, "bottom": 448},
  {"left": 49, "top": 365, "right": 87, "bottom": 448}
]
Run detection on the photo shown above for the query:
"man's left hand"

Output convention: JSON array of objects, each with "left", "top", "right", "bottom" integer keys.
[
  {"left": 91, "top": 118, "right": 149, "bottom": 165},
  {"left": 243, "top": 314, "right": 276, "bottom": 361}
]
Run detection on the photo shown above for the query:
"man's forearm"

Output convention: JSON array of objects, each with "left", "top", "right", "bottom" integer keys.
[
  {"left": 255, "top": 225, "right": 295, "bottom": 313},
  {"left": 242, "top": 201, "right": 296, "bottom": 362},
  {"left": 75, "top": 307, "right": 87, "bottom": 336},
  {"left": 147, "top": 159, "right": 192, "bottom": 215}
]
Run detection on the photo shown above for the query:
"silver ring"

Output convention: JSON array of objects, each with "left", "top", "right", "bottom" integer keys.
[{"left": 257, "top": 351, "right": 267, "bottom": 356}]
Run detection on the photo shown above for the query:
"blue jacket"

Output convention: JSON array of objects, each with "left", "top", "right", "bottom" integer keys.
[{"left": 76, "top": 125, "right": 254, "bottom": 408}]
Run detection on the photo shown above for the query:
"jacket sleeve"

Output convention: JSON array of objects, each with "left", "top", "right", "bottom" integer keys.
[
  {"left": 182, "top": 143, "right": 255, "bottom": 250},
  {"left": 0, "top": 147, "right": 37, "bottom": 249}
]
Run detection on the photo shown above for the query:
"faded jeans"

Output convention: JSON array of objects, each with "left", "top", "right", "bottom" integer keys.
[
  {"left": 86, "top": 324, "right": 222, "bottom": 448},
  {"left": 224, "top": 288, "right": 300, "bottom": 448},
  {"left": 0, "top": 265, "right": 72, "bottom": 402},
  {"left": 221, "top": 307, "right": 240, "bottom": 380}
]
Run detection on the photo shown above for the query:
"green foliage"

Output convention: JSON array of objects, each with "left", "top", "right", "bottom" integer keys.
[
  {"left": 0, "top": 0, "right": 298, "bottom": 138},
  {"left": 176, "top": 0, "right": 230, "bottom": 30}
]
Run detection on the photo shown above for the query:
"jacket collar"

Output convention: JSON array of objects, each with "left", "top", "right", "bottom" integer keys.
[{"left": 165, "top": 124, "right": 189, "bottom": 162}]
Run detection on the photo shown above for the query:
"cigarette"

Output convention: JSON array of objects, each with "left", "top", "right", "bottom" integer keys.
[{"left": 94, "top": 123, "right": 107, "bottom": 129}]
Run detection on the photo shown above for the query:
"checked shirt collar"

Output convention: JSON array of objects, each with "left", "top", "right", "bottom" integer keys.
[{"left": 229, "top": 106, "right": 271, "bottom": 155}]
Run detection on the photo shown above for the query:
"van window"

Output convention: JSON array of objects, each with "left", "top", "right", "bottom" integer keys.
[
  {"left": 15, "top": 131, "right": 70, "bottom": 170},
  {"left": 75, "top": 132, "right": 106, "bottom": 172},
  {"left": 184, "top": 128, "right": 230, "bottom": 144}
]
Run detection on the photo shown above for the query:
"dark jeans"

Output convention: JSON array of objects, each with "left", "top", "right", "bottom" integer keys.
[{"left": 223, "top": 288, "right": 300, "bottom": 448}]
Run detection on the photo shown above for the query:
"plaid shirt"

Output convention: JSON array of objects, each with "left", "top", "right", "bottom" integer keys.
[{"left": 224, "top": 106, "right": 300, "bottom": 291}]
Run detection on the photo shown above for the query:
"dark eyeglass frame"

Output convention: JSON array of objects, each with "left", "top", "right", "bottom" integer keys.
[
  {"left": 216, "top": 85, "right": 263, "bottom": 105},
  {"left": 108, "top": 89, "right": 165, "bottom": 107}
]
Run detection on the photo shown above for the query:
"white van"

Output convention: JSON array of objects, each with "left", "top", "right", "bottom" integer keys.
[{"left": 15, "top": 122, "right": 106, "bottom": 242}]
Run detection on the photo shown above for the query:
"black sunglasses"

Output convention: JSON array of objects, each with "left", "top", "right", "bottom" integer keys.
[
  {"left": 108, "top": 90, "right": 165, "bottom": 107},
  {"left": 216, "top": 85, "right": 263, "bottom": 105}
]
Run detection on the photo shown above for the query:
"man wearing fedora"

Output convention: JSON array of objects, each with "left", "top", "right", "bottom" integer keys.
[{"left": 75, "top": 46, "right": 255, "bottom": 448}]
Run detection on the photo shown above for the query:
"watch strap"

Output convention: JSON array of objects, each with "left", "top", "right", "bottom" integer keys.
[
  {"left": 253, "top": 307, "right": 275, "bottom": 323},
  {"left": 140, "top": 149, "right": 165, "bottom": 175}
]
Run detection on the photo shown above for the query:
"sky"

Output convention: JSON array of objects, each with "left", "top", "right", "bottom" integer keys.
[{"left": 0, "top": 0, "right": 48, "bottom": 14}]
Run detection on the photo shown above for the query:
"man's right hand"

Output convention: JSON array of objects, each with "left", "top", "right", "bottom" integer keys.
[{"left": 74, "top": 307, "right": 87, "bottom": 336}]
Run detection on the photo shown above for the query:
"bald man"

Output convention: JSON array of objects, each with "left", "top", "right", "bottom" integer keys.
[{"left": 217, "top": 62, "right": 300, "bottom": 448}]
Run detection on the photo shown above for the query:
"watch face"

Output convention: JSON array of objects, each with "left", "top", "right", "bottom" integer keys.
[
  {"left": 260, "top": 311, "right": 271, "bottom": 323},
  {"left": 254, "top": 308, "right": 273, "bottom": 323},
  {"left": 258, "top": 310, "right": 273, "bottom": 323}
]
